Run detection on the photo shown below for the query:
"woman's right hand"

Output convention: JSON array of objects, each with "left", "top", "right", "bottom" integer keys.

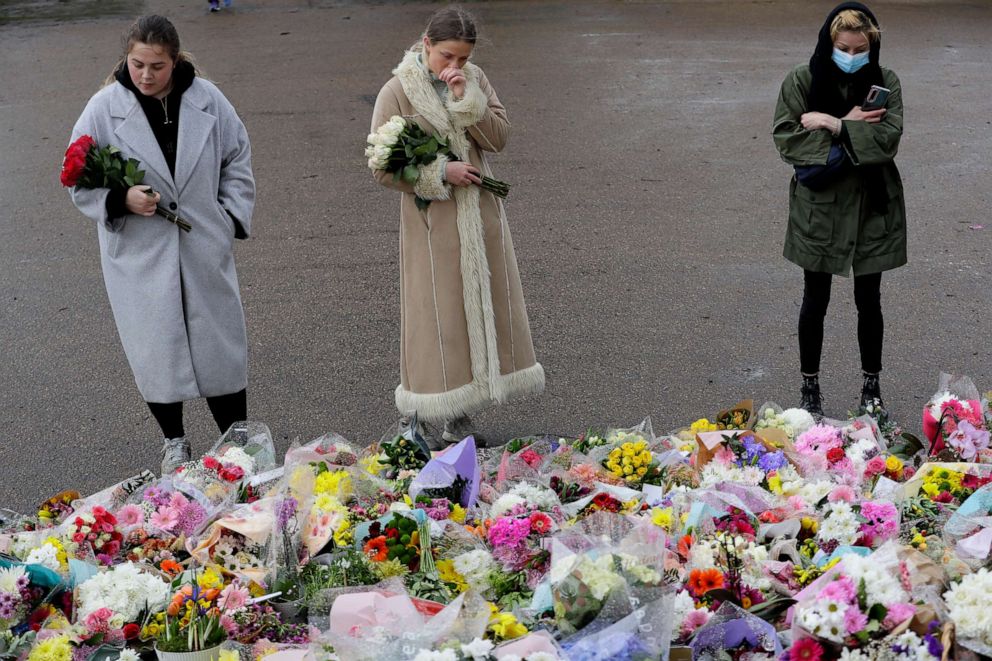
[
  {"left": 445, "top": 161, "right": 482, "bottom": 187},
  {"left": 843, "top": 106, "right": 887, "bottom": 124},
  {"left": 125, "top": 185, "right": 160, "bottom": 216}
]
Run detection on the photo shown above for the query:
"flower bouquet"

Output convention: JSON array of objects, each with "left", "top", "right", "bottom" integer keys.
[
  {"left": 366, "top": 115, "right": 509, "bottom": 210},
  {"left": 152, "top": 569, "right": 249, "bottom": 660},
  {"left": 61, "top": 135, "right": 192, "bottom": 232},
  {"left": 923, "top": 374, "right": 989, "bottom": 461}
]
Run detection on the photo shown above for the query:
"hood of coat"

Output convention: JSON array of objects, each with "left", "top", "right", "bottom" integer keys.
[{"left": 116, "top": 58, "right": 196, "bottom": 100}]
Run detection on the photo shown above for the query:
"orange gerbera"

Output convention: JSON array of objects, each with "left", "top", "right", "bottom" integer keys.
[
  {"left": 160, "top": 559, "right": 182, "bottom": 578},
  {"left": 677, "top": 534, "right": 694, "bottom": 558},
  {"left": 688, "top": 568, "right": 724, "bottom": 596},
  {"left": 363, "top": 535, "right": 388, "bottom": 562}
]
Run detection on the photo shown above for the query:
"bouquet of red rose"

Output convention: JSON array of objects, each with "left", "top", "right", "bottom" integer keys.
[{"left": 61, "top": 135, "right": 192, "bottom": 232}]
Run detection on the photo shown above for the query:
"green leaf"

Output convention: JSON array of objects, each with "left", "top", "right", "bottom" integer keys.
[
  {"left": 401, "top": 164, "right": 420, "bottom": 184},
  {"left": 414, "top": 196, "right": 430, "bottom": 211},
  {"left": 868, "top": 603, "right": 888, "bottom": 623}
]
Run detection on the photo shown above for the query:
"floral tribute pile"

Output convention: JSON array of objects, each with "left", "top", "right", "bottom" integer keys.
[{"left": 3, "top": 373, "right": 992, "bottom": 661}]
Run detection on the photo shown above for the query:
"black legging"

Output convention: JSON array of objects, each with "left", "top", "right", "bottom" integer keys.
[
  {"left": 799, "top": 270, "right": 883, "bottom": 375},
  {"left": 147, "top": 389, "right": 247, "bottom": 439}
]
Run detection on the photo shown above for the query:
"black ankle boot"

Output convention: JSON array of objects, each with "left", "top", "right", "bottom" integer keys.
[
  {"left": 859, "top": 372, "right": 887, "bottom": 419},
  {"left": 800, "top": 374, "right": 824, "bottom": 418}
]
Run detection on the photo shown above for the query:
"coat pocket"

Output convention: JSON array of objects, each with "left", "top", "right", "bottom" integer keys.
[{"left": 793, "top": 186, "right": 836, "bottom": 244}]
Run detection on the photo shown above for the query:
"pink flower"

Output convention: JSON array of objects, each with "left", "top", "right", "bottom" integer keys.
[
  {"left": 788, "top": 637, "right": 824, "bottom": 661},
  {"left": 787, "top": 496, "right": 806, "bottom": 511},
  {"left": 150, "top": 507, "right": 179, "bottom": 532},
  {"left": 820, "top": 576, "right": 856, "bottom": 604},
  {"left": 828, "top": 485, "right": 857, "bottom": 503},
  {"left": 116, "top": 505, "right": 144, "bottom": 527},
  {"left": 843, "top": 605, "right": 868, "bottom": 634},
  {"left": 168, "top": 491, "right": 190, "bottom": 509},
  {"left": 519, "top": 449, "right": 542, "bottom": 468},
  {"left": 713, "top": 446, "right": 736, "bottom": 465},
  {"left": 681, "top": 609, "right": 711, "bottom": 636},
  {"left": 528, "top": 511, "right": 553, "bottom": 534},
  {"left": 865, "top": 455, "right": 887, "bottom": 476},
  {"left": 219, "top": 583, "right": 249, "bottom": 612},
  {"left": 84, "top": 607, "right": 113, "bottom": 634},
  {"left": 883, "top": 602, "right": 916, "bottom": 629}
]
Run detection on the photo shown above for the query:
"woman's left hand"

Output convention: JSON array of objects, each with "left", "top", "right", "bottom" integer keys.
[
  {"left": 800, "top": 112, "right": 841, "bottom": 134},
  {"left": 439, "top": 67, "right": 467, "bottom": 99}
]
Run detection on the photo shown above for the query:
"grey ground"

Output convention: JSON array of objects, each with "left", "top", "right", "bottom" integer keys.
[{"left": 1, "top": 0, "right": 990, "bottom": 513}]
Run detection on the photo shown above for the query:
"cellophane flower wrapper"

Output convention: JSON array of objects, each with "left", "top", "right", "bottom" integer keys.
[
  {"left": 209, "top": 422, "right": 278, "bottom": 474},
  {"left": 900, "top": 462, "right": 992, "bottom": 500},
  {"left": 284, "top": 433, "right": 360, "bottom": 471},
  {"left": 923, "top": 373, "right": 987, "bottom": 458},
  {"left": 560, "top": 589, "right": 675, "bottom": 661},
  {"left": 408, "top": 436, "right": 481, "bottom": 510},
  {"left": 943, "top": 483, "right": 992, "bottom": 567},
  {"left": 690, "top": 601, "right": 783, "bottom": 660},
  {"left": 493, "top": 435, "right": 563, "bottom": 489},
  {"left": 188, "top": 496, "right": 275, "bottom": 584}
]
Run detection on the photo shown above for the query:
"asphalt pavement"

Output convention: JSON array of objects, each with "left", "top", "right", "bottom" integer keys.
[{"left": 1, "top": 0, "right": 990, "bottom": 513}]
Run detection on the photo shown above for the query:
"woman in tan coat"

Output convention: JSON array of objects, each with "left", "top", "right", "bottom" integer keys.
[{"left": 370, "top": 7, "right": 543, "bottom": 444}]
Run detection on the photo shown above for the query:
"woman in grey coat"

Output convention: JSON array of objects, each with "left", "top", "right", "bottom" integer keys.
[{"left": 67, "top": 15, "right": 255, "bottom": 474}]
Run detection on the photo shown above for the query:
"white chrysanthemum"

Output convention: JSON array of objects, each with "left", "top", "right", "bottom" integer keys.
[
  {"left": 453, "top": 550, "right": 495, "bottom": 592},
  {"left": 0, "top": 565, "right": 26, "bottom": 592},
  {"left": 118, "top": 650, "right": 141, "bottom": 661},
  {"left": 688, "top": 539, "right": 718, "bottom": 571},
  {"left": 218, "top": 447, "right": 256, "bottom": 473},
  {"left": 841, "top": 554, "right": 909, "bottom": 607},
  {"left": 944, "top": 568, "right": 992, "bottom": 645},
  {"left": 25, "top": 543, "right": 60, "bottom": 572},
  {"left": 781, "top": 408, "right": 816, "bottom": 437},
  {"left": 76, "top": 562, "right": 170, "bottom": 622},
  {"left": 490, "top": 482, "right": 558, "bottom": 517},
  {"left": 460, "top": 638, "right": 495, "bottom": 660},
  {"left": 817, "top": 502, "right": 860, "bottom": 546}
]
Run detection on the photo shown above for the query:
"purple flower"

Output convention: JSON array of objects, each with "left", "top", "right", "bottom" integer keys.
[
  {"left": 276, "top": 497, "right": 298, "bottom": 529},
  {"left": 924, "top": 632, "right": 944, "bottom": 658},
  {"left": 947, "top": 421, "right": 990, "bottom": 461},
  {"left": 758, "top": 450, "right": 787, "bottom": 472}
]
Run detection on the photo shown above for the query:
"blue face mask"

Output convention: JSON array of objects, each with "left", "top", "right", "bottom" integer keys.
[{"left": 832, "top": 48, "right": 870, "bottom": 74}]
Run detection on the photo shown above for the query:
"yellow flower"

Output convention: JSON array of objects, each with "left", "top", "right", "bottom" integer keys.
[
  {"left": 623, "top": 465, "right": 633, "bottom": 475},
  {"left": 639, "top": 451, "right": 652, "bottom": 464},
  {"left": 218, "top": 650, "right": 240, "bottom": 661},
  {"left": 360, "top": 454, "right": 385, "bottom": 476},
  {"left": 767, "top": 474, "right": 783, "bottom": 494},
  {"left": 800, "top": 517, "right": 819, "bottom": 534},
  {"left": 489, "top": 612, "right": 527, "bottom": 640},
  {"left": 885, "top": 455, "right": 903, "bottom": 472},
  {"left": 27, "top": 634, "right": 71, "bottom": 661},
  {"left": 609, "top": 448, "right": 622, "bottom": 460},
  {"left": 333, "top": 518, "right": 353, "bottom": 546},
  {"left": 630, "top": 457, "right": 642, "bottom": 468},
  {"left": 289, "top": 466, "right": 315, "bottom": 496},
  {"left": 142, "top": 622, "right": 162, "bottom": 639},
  {"left": 315, "top": 470, "right": 353, "bottom": 500},
  {"left": 690, "top": 418, "right": 718, "bottom": 433},
  {"left": 449, "top": 504, "right": 467, "bottom": 524},
  {"left": 437, "top": 559, "right": 469, "bottom": 593},
  {"left": 636, "top": 466, "right": 647, "bottom": 477},
  {"left": 197, "top": 566, "right": 223, "bottom": 590},
  {"left": 651, "top": 508, "right": 673, "bottom": 530},
  {"left": 314, "top": 493, "right": 343, "bottom": 513},
  {"left": 921, "top": 482, "right": 938, "bottom": 498}
]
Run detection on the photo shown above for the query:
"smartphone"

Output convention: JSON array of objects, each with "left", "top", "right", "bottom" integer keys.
[{"left": 861, "top": 85, "right": 890, "bottom": 111}]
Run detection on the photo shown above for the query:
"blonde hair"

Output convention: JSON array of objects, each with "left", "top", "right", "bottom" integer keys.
[{"left": 830, "top": 9, "right": 881, "bottom": 43}]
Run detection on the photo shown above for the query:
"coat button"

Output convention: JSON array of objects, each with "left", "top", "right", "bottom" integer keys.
[{"left": 169, "top": 202, "right": 177, "bottom": 211}]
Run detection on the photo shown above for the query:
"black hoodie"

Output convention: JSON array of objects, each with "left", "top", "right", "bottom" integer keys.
[{"left": 105, "top": 60, "right": 196, "bottom": 219}]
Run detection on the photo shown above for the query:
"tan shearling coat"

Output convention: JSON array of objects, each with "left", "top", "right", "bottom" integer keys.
[{"left": 371, "top": 49, "right": 544, "bottom": 423}]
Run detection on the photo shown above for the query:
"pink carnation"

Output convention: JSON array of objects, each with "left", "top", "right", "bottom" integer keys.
[
  {"left": 844, "top": 605, "right": 868, "bottom": 634},
  {"left": 820, "top": 576, "right": 857, "bottom": 604},
  {"left": 883, "top": 602, "right": 916, "bottom": 629},
  {"left": 681, "top": 609, "right": 711, "bottom": 636}
]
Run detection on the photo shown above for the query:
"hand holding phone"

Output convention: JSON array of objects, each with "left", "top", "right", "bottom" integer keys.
[{"left": 861, "top": 85, "right": 890, "bottom": 111}]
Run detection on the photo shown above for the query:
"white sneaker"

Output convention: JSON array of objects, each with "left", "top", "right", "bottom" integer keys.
[{"left": 161, "top": 436, "right": 191, "bottom": 475}]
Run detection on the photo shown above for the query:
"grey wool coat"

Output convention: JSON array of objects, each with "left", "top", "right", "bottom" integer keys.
[
  {"left": 68, "top": 77, "right": 255, "bottom": 403},
  {"left": 371, "top": 49, "right": 544, "bottom": 424}
]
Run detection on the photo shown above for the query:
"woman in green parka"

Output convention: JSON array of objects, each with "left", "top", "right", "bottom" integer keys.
[{"left": 773, "top": 2, "right": 906, "bottom": 418}]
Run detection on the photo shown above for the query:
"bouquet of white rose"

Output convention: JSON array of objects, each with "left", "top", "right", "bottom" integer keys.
[{"left": 366, "top": 115, "right": 509, "bottom": 210}]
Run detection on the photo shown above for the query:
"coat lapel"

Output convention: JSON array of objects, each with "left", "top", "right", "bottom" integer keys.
[
  {"left": 111, "top": 86, "right": 175, "bottom": 193},
  {"left": 175, "top": 82, "right": 216, "bottom": 196}
]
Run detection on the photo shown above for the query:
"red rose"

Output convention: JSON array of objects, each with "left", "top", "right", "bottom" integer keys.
[
  {"left": 826, "top": 447, "right": 845, "bottom": 463},
  {"left": 219, "top": 466, "right": 244, "bottom": 482},
  {"left": 60, "top": 135, "right": 94, "bottom": 187},
  {"left": 203, "top": 456, "right": 221, "bottom": 470},
  {"left": 122, "top": 623, "right": 140, "bottom": 640}
]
